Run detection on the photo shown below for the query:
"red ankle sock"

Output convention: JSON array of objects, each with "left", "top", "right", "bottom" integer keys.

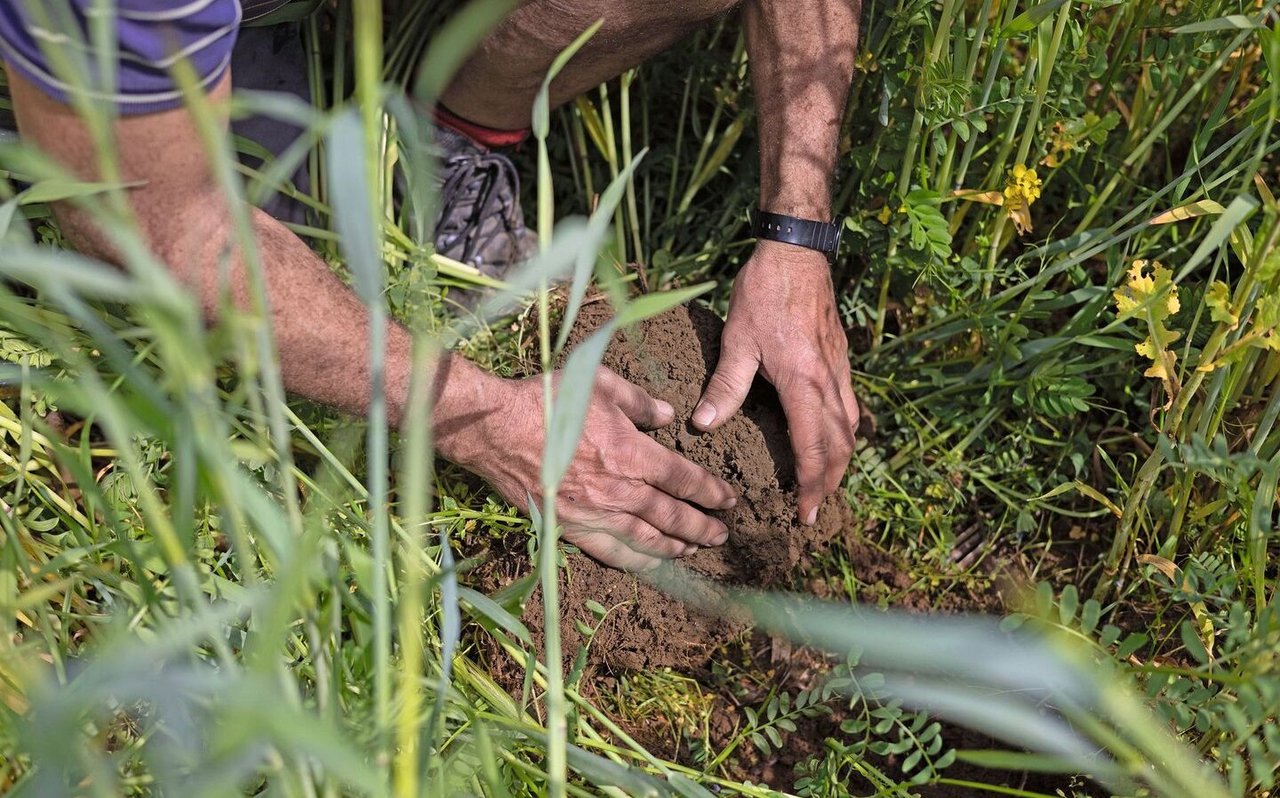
[{"left": 434, "top": 104, "right": 529, "bottom": 149}]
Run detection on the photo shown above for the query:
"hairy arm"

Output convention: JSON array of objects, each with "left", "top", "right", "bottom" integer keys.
[
  {"left": 745, "top": 0, "right": 859, "bottom": 221},
  {"left": 10, "top": 68, "right": 735, "bottom": 571},
  {"left": 9, "top": 69, "right": 496, "bottom": 435},
  {"left": 694, "top": 0, "right": 861, "bottom": 525}
]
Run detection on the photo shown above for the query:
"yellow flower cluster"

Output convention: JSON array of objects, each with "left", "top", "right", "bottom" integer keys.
[
  {"left": 1002, "top": 164, "right": 1043, "bottom": 211},
  {"left": 1113, "top": 260, "right": 1180, "bottom": 317},
  {"left": 1113, "top": 259, "right": 1182, "bottom": 392}
]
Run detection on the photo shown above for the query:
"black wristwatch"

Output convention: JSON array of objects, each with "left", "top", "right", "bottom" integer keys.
[{"left": 750, "top": 209, "right": 845, "bottom": 263}]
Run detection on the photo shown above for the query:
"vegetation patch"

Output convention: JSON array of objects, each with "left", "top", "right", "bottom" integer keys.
[{"left": 3, "top": 1, "right": 1280, "bottom": 796}]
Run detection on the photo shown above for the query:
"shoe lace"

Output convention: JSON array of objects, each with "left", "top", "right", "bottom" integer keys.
[{"left": 434, "top": 150, "right": 524, "bottom": 264}]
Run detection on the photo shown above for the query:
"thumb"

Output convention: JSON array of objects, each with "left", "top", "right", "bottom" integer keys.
[
  {"left": 693, "top": 338, "right": 759, "bottom": 431},
  {"left": 596, "top": 368, "right": 676, "bottom": 429}
]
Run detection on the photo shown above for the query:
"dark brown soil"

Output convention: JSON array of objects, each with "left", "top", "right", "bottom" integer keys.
[
  {"left": 529, "top": 300, "right": 853, "bottom": 672},
  {"left": 577, "top": 300, "right": 853, "bottom": 586},
  {"left": 462, "top": 298, "right": 1093, "bottom": 796}
]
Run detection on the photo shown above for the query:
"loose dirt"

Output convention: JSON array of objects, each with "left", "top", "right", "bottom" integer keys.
[
  {"left": 474, "top": 300, "right": 851, "bottom": 673},
  {"left": 463, "top": 298, "right": 1093, "bottom": 795}
]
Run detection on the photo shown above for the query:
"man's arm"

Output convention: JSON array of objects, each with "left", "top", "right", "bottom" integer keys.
[
  {"left": 744, "top": 0, "right": 859, "bottom": 222},
  {"left": 692, "top": 0, "right": 861, "bottom": 526},
  {"left": 9, "top": 68, "right": 735, "bottom": 571},
  {"left": 9, "top": 70, "right": 450, "bottom": 427}
]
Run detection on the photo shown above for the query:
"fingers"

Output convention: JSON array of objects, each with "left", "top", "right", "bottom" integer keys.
[
  {"left": 597, "top": 368, "right": 674, "bottom": 430},
  {"left": 843, "top": 382, "right": 861, "bottom": 439},
  {"left": 612, "top": 514, "right": 695, "bottom": 558},
  {"left": 563, "top": 504, "right": 692, "bottom": 558},
  {"left": 633, "top": 486, "right": 730, "bottom": 547},
  {"left": 780, "top": 374, "right": 856, "bottom": 526},
  {"left": 566, "top": 511, "right": 697, "bottom": 569},
  {"left": 693, "top": 335, "right": 759, "bottom": 432},
  {"left": 635, "top": 435, "right": 737, "bottom": 510},
  {"left": 827, "top": 382, "right": 860, "bottom": 495},
  {"left": 568, "top": 529, "right": 662, "bottom": 572}
]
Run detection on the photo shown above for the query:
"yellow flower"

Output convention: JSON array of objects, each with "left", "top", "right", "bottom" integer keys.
[
  {"left": 1016, "top": 164, "right": 1042, "bottom": 199},
  {"left": 1113, "top": 260, "right": 1166, "bottom": 316},
  {"left": 1003, "top": 164, "right": 1043, "bottom": 210},
  {"left": 1002, "top": 164, "right": 1043, "bottom": 235},
  {"left": 877, "top": 205, "right": 893, "bottom": 224},
  {"left": 1114, "top": 293, "right": 1139, "bottom": 314},
  {"left": 1113, "top": 259, "right": 1182, "bottom": 403}
]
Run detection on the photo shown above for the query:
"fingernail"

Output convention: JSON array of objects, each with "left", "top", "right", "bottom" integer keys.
[
  {"left": 804, "top": 507, "right": 818, "bottom": 526},
  {"left": 722, "top": 496, "right": 738, "bottom": 510},
  {"left": 656, "top": 400, "right": 675, "bottom": 422},
  {"left": 715, "top": 531, "right": 729, "bottom": 545},
  {"left": 684, "top": 544, "right": 699, "bottom": 555},
  {"left": 692, "top": 402, "right": 717, "bottom": 428}
]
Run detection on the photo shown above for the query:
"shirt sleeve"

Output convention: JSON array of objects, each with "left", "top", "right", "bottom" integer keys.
[{"left": 0, "top": 0, "right": 241, "bottom": 115}]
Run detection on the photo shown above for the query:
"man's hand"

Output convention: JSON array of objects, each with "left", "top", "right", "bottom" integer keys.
[
  {"left": 457, "top": 368, "right": 739, "bottom": 571},
  {"left": 692, "top": 241, "right": 859, "bottom": 525}
]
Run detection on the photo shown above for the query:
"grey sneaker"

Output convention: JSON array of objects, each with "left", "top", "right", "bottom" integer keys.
[{"left": 433, "top": 125, "right": 537, "bottom": 280}]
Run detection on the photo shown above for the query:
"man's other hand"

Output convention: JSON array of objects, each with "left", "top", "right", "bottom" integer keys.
[
  {"left": 466, "top": 368, "right": 739, "bottom": 571},
  {"left": 692, "top": 241, "right": 859, "bottom": 525}
]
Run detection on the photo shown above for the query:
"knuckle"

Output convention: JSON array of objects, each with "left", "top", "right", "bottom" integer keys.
[
  {"left": 707, "top": 372, "right": 742, "bottom": 398},
  {"left": 796, "top": 444, "right": 828, "bottom": 484},
  {"left": 610, "top": 480, "right": 648, "bottom": 512},
  {"left": 824, "top": 469, "right": 844, "bottom": 494},
  {"left": 655, "top": 450, "right": 690, "bottom": 482},
  {"left": 628, "top": 523, "right": 662, "bottom": 549},
  {"left": 801, "top": 437, "right": 830, "bottom": 464},
  {"left": 689, "top": 468, "right": 720, "bottom": 499},
  {"left": 647, "top": 500, "right": 683, "bottom": 533},
  {"left": 607, "top": 437, "right": 643, "bottom": 474},
  {"left": 594, "top": 366, "right": 620, "bottom": 393},
  {"left": 629, "top": 524, "right": 681, "bottom": 557}
]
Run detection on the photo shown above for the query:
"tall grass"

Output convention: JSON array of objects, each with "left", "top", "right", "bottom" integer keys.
[{"left": 1, "top": 0, "right": 1278, "bottom": 796}]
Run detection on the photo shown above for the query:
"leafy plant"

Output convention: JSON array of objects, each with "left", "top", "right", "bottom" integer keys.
[{"left": 3, "top": 0, "right": 1280, "bottom": 796}]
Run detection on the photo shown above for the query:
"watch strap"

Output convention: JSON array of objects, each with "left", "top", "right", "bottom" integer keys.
[{"left": 751, "top": 209, "right": 844, "bottom": 261}]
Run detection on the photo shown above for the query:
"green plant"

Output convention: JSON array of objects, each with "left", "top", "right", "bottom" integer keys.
[
  {"left": 3, "top": 0, "right": 1280, "bottom": 796},
  {"left": 792, "top": 658, "right": 956, "bottom": 795}
]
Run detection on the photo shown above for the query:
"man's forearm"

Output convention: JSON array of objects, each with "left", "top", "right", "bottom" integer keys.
[
  {"left": 161, "top": 199, "right": 499, "bottom": 450},
  {"left": 9, "top": 68, "right": 501, "bottom": 459},
  {"left": 703, "top": 2, "right": 862, "bottom": 522},
  {"left": 743, "top": 0, "right": 860, "bottom": 221}
]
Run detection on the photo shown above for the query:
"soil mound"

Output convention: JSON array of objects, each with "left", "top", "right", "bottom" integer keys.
[{"left": 479, "top": 301, "right": 852, "bottom": 673}]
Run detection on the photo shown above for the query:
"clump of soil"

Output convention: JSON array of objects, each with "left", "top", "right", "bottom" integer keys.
[
  {"left": 474, "top": 300, "right": 852, "bottom": 673},
  {"left": 462, "top": 299, "right": 1095, "bottom": 795},
  {"left": 574, "top": 300, "right": 852, "bottom": 582}
]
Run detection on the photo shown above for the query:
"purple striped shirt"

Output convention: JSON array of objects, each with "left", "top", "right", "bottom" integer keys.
[{"left": 0, "top": 0, "right": 290, "bottom": 114}]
